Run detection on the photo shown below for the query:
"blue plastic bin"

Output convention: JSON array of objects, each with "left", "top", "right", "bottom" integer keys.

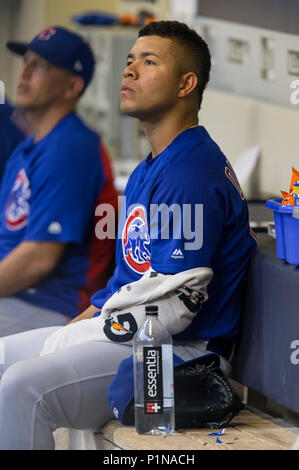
[{"left": 266, "top": 198, "right": 299, "bottom": 265}]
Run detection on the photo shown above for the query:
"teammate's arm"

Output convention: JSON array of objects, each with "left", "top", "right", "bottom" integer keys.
[
  {"left": 0, "top": 241, "right": 66, "bottom": 297},
  {"left": 68, "top": 304, "right": 100, "bottom": 324}
]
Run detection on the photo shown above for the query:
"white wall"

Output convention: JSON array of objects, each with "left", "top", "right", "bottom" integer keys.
[
  {"left": 3, "top": 0, "right": 46, "bottom": 100},
  {"left": 200, "top": 88, "right": 299, "bottom": 196},
  {"left": 0, "top": 0, "right": 23, "bottom": 99}
]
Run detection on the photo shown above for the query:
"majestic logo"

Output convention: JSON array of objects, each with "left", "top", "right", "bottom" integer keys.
[
  {"left": 48, "top": 221, "right": 62, "bottom": 235},
  {"left": 38, "top": 28, "right": 56, "bottom": 41},
  {"left": 5, "top": 169, "right": 31, "bottom": 230},
  {"left": 122, "top": 205, "right": 151, "bottom": 274},
  {"left": 171, "top": 248, "right": 184, "bottom": 259}
]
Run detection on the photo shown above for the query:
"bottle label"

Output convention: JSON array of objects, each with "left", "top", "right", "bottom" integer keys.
[
  {"left": 143, "top": 345, "right": 174, "bottom": 414},
  {"left": 162, "top": 344, "right": 174, "bottom": 408},
  {"left": 143, "top": 346, "right": 163, "bottom": 414}
]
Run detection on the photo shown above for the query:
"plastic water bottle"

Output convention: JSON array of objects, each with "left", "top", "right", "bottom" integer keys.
[{"left": 133, "top": 305, "right": 175, "bottom": 435}]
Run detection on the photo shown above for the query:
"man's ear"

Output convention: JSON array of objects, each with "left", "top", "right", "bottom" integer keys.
[
  {"left": 65, "top": 75, "right": 85, "bottom": 100},
  {"left": 177, "top": 72, "right": 198, "bottom": 99}
]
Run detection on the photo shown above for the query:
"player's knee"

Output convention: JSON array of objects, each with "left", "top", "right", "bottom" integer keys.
[{"left": 0, "top": 360, "right": 39, "bottom": 402}]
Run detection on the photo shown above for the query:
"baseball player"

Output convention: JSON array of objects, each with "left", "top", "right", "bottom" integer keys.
[
  {"left": 0, "top": 21, "right": 256, "bottom": 449},
  {"left": 0, "top": 27, "right": 117, "bottom": 336}
]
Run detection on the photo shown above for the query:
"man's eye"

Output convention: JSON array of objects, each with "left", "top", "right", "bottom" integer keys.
[
  {"left": 126, "top": 61, "right": 133, "bottom": 67},
  {"left": 145, "top": 59, "right": 155, "bottom": 65}
]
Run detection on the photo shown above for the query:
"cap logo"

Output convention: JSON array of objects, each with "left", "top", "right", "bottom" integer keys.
[
  {"left": 73, "top": 60, "right": 83, "bottom": 72},
  {"left": 38, "top": 27, "right": 56, "bottom": 41}
]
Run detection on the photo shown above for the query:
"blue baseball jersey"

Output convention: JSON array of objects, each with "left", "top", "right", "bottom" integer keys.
[
  {"left": 91, "top": 126, "right": 257, "bottom": 340},
  {"left": 0, "top": 102, "right": 25, "bottom": 182},
  {"left": 0, "top": 112, "right": 108, "bottom": 317}
]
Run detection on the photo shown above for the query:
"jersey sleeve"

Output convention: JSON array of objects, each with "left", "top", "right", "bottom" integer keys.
[
  {"left": 149, "top": 159, "right": 226, "bottom": 274},
  {"left": 23, "top": 138, "right": 105, "bottom": 244}
]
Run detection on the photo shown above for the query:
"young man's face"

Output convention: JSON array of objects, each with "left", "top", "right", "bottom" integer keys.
[
  {"left": 120, "top": 35, "right": 182, "bottom": 120},
  {"left": 16, "top": 50, "right": 74, "bottom": 111}
]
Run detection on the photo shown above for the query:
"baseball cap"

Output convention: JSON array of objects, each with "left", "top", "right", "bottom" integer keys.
[{"left": 6, "top": 26, "right": 95, "bottom": 88}]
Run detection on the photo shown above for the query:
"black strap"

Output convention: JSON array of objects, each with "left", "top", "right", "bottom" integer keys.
[{"left": 207, "top": 337, "right": 234, "bottom": 361}]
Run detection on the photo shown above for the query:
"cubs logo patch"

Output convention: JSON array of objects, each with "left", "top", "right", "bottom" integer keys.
[
  {"left": 38, "top": 28, "right": 56, "bottom": 41},
  {"left": 122, "top": 205, "right": 151, "bottom": 274},
  {"left": 103, "top": 313, "right": 138, "bottom": 343},
  {"left": 5, "top": 169, "right": 31, "bottom": 231}
]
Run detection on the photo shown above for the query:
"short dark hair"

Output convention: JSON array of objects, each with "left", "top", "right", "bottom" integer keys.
[{"left": 138, "top": 20, "right": 211, "bottom": 110}]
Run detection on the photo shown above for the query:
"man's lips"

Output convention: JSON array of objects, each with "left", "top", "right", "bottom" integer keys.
[
  {"left": 17, "top": 83, "right": 29, "bottom": 94},
  {"left": 120, "top": 85, "right": 134, "bottom": 95}
]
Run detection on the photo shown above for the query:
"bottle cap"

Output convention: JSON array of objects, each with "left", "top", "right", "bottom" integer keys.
[{"left": 145, "top": 305, "right": 158, "bottom": 316}]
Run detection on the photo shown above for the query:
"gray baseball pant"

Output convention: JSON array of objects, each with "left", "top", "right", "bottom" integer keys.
[
  {"left": 0, "top": 325, "right": 231, "bottom": 450},
  {"left": 0, "top": 297, "right": 69, "bottom": 336}
]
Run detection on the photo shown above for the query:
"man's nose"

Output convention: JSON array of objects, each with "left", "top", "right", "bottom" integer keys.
[
  {"left": 19, "top": 62, "right": 32, "bottom": 80},
  {"left": 123, "top": 63, "right": 137, "bottom": 79}
]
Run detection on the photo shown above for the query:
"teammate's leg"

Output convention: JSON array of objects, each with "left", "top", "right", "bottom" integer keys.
[
  {"left": 0, "top": 297, "right": 69, "bottom": 337},
  {"left": 0, "top": 325, "right": 63, "bottom": 376}
]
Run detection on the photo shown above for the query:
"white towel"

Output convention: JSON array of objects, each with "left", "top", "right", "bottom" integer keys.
[{"left": 40, "top": 267, "right": 213, "bottom": 356}]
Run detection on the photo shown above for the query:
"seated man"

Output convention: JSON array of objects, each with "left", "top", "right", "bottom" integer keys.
[
  {"left": 0, "top": 21, "right": 256, "bottom": 449},
  {"left": 0, "top": 27, "right": 117, "bottom": 335}
]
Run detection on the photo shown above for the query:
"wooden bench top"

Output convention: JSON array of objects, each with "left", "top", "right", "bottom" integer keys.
[{"left": 94, "top": 408, "right": 299, "bottom": 451}]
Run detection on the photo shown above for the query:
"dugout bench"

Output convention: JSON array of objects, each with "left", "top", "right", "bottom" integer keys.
[{"left": 54, "top": 232, "right": 299, "bottom": 450}]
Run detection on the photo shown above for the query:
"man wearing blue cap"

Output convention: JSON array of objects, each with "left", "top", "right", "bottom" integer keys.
[{"left": 0, "top": 27, "right": 117, "bottom": 335}]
